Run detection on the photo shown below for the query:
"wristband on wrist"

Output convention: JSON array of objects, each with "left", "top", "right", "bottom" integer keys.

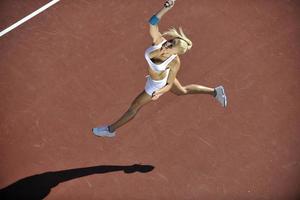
[{"left": 149, "top": 15, "right": 160, "bottom": 25}]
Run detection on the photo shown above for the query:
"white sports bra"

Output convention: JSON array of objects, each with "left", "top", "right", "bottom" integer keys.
[{"left": 144, "top": 39, "right": 177, "bottom": 72}]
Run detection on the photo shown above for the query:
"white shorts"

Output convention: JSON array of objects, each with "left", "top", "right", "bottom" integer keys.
[{"left": 144, "top": 69, "right": 170, "bottom": 96}]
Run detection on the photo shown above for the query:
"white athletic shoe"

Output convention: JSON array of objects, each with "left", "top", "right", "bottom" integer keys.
[
  {"left": 92, "top": 125, "right": 116, "bottom": 137},
  {"left": 214, "top": 86, "right": 228, "bottom": 107}
]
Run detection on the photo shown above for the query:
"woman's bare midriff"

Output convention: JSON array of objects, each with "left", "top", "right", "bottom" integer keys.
[{"left": 147, "top": 66, "right": 169, "bottom": 80}]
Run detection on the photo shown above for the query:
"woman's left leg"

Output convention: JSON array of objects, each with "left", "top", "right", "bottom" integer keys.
[
  {"left": 170, "top": 78, "right": 216, "bottom": 96},
  {"left": 109, "top": 90, "right": 153, "bottom": 132}
]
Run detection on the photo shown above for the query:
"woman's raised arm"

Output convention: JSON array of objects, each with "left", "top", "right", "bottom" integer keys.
[{"left": 148, "top": 0, "right": 176, "bottom": 44}]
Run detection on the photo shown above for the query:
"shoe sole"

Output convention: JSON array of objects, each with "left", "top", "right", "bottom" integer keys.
[
  {"left": 216, "top": 86, "right": 227, "bottom": 108},
  {"left": 92, "top": 128, "right": 116, "bottom": 137},
  {"left": 220, "top": 86, "right": 227, "bottom": 107}
]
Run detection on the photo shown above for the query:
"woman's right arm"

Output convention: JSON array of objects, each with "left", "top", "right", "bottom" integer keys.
[{"left": 149, "top": 0, "right": 176, "bottom": 44}]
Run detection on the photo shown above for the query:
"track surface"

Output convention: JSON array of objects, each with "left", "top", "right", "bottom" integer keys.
[{"left": 0, "top": 0, "right": 300, "bottom": 199}]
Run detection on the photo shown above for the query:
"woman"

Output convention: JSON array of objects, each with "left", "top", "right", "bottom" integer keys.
[{"left": 92, "top": 0, "right": 227, "bottom": 137}]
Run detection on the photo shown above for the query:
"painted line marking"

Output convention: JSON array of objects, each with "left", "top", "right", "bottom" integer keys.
[{"left": 0, "top": 0, "right": 60, "bottom": 37}]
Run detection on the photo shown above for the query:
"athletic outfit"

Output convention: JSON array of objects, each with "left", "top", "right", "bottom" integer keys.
[
  {"left": 144, "top": 39, "right": 177, "bottom": 96},
  {"left": 92, "top": 5, "right": 228, "bottom": 137}
]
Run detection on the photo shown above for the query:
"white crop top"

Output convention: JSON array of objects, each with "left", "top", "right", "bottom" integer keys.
[{"left": 144, "top": 39, "right": 177, "bottom": 72}]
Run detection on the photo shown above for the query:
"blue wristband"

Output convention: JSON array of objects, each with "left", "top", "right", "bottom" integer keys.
[{"left": 149, "top": 15, "right": 160, "bottom": 25}]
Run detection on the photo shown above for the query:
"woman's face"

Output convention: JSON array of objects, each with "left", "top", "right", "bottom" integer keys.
[
  {"left": 161, "top": 39, "right": 179, "bottom": 54},
  {"left": 162, "top": 39, "right": 176, "bottom": 49}
]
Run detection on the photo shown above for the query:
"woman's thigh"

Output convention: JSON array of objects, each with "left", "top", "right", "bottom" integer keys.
[
  {"left": 130, "top": 90, "right": 153, "bottom": 111},
  {"left": 170, "top": 78, "right": 187, "bottom": 95}
]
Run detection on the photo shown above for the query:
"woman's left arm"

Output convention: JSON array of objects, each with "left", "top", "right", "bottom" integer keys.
[{"left": 149, "top": 0, "right": 176, "bottom": 44}]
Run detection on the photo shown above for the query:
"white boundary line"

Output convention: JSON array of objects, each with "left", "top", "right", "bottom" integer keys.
[{"left": 0, "top": 0, "right": 60, "bottom": 37}]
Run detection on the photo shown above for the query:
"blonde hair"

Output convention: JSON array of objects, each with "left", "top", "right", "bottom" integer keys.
[{"left": 162, "top": 27, "right": 193, "bottom": 54}]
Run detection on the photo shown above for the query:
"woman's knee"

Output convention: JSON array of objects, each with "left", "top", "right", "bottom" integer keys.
[
  {"left": 173, "top": 87, "right": 188, "bottom": 96},
  {"left": 127, "top": 107, "right": 139, "bottom": 116}
]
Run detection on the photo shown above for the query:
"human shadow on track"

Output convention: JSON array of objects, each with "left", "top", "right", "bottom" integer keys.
[{"left": 0, "top": 164, "right": 154, "bottom": 200}]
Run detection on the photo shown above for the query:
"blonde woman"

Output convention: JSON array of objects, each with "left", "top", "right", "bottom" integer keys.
[{"left": 93, "top": 0, "right": 227, "bottom": 137}]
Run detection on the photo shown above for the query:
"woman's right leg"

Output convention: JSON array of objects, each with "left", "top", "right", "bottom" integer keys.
[
  {"left": 170, "top": 78, "right": 227, "bottom": 107},
  {"left": 170, "top": 78, "right": 216, "bottom": 96},
  {"left": 109, "top": 91, "right": 152, "bottom": 132}
]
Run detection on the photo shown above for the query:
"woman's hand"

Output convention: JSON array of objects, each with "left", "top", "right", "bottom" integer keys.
[
  {"left": 151, "top": 91, "right": 164, "bottom": 100},
  {"left": 153, "top": 0, "right": 176, "bottom": 21},
  {"left": 164, "top": 0, "right": 176, "bottom": 9},
  {"left": 151, "top": 83, "right": 173, "bottom": 100}
]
